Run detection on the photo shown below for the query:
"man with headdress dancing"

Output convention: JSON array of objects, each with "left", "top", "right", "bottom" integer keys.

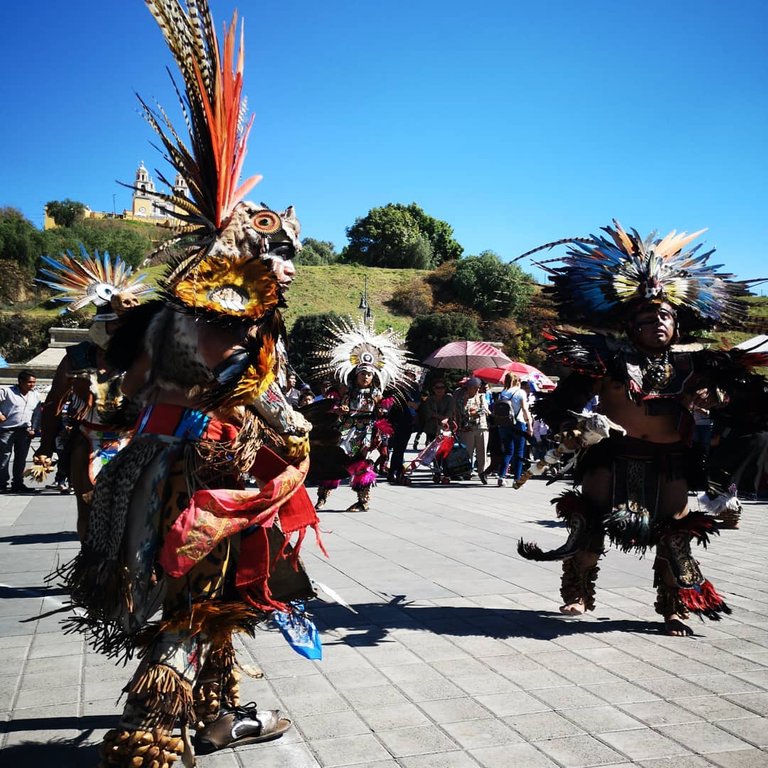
[
  {"left": 58, "top": 2, "right": 321, "bottom": 765},
  {"left": 34, "top": 247, "right": 152, "bottom": 540},
  {"left": 308, "top": 317, "right": 411, "bottom": 512},
  {"left": 516, "top": 222, "right": 768, "bottom": 636}
]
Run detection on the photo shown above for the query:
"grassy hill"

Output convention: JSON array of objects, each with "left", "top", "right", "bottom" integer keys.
[
  {"left": 281, "top": 264, "right": 428, "bottom": 333},
  {"left": 8, "top": 263, "right": 426, "bottom": 332},
  {"left": 2, "top": 262, "right": 766, "bottom": 364}
]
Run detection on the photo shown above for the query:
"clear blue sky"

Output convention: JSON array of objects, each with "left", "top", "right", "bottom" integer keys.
[{"left": 1, "top": 0, "right": 766, "bottom": 284}]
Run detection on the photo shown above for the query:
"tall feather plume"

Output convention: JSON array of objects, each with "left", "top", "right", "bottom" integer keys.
[
  {"left": 137, "top": 0, "right": 261, "bottom": 266},
  {"left": 523, "top": 220, "right": 755, "bottom": 332}
]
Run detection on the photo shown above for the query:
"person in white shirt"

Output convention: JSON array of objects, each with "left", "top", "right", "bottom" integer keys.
[{"left": 0, "top": 370, "right": 41, "bottom": 492}]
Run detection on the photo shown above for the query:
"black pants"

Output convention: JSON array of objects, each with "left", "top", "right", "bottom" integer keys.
[
  {"left": 0, "top": 426, "right": 32, "bottom": 489},
  {"left": 388, "top": 426, "right": 412, "bottom": 479}
]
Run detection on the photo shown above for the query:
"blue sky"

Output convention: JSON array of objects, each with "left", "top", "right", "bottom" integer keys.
[{"left": 1, "top": 0, "right": 766, "bottom": 284}]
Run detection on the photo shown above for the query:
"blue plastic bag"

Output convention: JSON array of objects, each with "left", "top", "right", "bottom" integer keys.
[{"left": 271, "top": 603, "right": 322, "bottom": 660}]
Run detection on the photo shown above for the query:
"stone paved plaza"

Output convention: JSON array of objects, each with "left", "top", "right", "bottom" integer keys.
[{"left": 1, "top": 457, "right": 767, "bottom": 767}]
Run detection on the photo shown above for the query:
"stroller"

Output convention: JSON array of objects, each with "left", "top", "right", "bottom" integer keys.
[{"left": 403, "top": 421, "right": 471, "bottom": 484}]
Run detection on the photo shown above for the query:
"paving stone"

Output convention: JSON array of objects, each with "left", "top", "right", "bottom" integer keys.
[
  {"left": 677, "top": 695, "right": 763, "bottom": 721},
  {"left": 342, "top": 684, "right": 410, "bottom": 709},
  {"left": 18, "top": 669, "right": 80, "bottom": 691},
  {"left": 0, "top": 635, "right": 32, "bottom": 650},
  {"left": 294, "top": 710, "right": 371, "bottom": 740},
  {"left": 733, "top": 669, "right": 768, "bottom": 689},
  {"left": 475, "top": 691, "right": 552, "bottom": 717},
  {"left": 399, "top": 752, "right": 481, "bottom": 768},
  {"left": 556, "top": 662, "right": 627, "bottom": 686},
  {"left": 452, "top": 671, "right": 520, "bottom": 696},
  {"left": 636, "top": 757, "right": 714, "bottom": 767},
  {"left": 482, "top": 653, "right": 550, "bottom": 675},
  {"left": 236, "top": 740, "right": 322, "bottom": 767},
  {"left": 375, "top": 724, "right": 458, "bottom": 757},
  {"left": 656, "top": 721, "right": 754, "bottom": 754},
  {"left": 4, "top": 727, "right": 83, "bottom": 747},
  {"left": 275, "top": 691, "right": 350, "bottom": 716},
  {"left": 442, "top": 717, "right": 523, "bottom": 749},
  {"left": 309, "top": 733, "right": 391, "bottom": 766},
  {"left": 419, "top": 697, "right": 494, "bottom": 724},
  {"left": 358, "top": 702, "right": 430, "bottom": 731},
  {"left": 187, "top": 751, "right": 240, "bottom": 767},
  {"left": 530, "top": 684, "right": 607, "bottom": 710},
  {"left": 470, "top": 742, "right": 560, "bottom": 767},
  {"left": 685, "top": 674, "right": 764, "bottom": 696},
  {"left": 620, "top": 699, "right": 704, "bottom": 726},
  {"left": 504, "top": 710, "right": 586, "bottom": 740},
  {"left": 598, "top": 727, "right": 692, "bottom": 760},
  {"left": 560, "top": 705, "right": 645, "bottom": 733},
  {"left": 706, "top": 749, "right": 768, "bottom": 767},
  {"left": 723, "top": 692, "right": 768, "bottom": 717},
  {"left": 320, "top": 666, "right": 389, "bottom": 690},
  {"left": 499, "top": 667, "right": 574, "bottom": 690},
  {"left": 15, "top": 683, "right": 78, "bottom": 709},
  {"left": 632, "top": 674, "right": 714, "bottom": 699},
  {"left": 533, "top": 733, "right": 626, "bottom": 767},
  {"left": 715, "top": 716, "right": 768, "bottom": 747},
  {"left": 585, "top": 680, "right": 661, "bottom": 705}
]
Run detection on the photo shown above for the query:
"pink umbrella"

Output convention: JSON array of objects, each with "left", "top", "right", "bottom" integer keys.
[
  {"left": 474, "top": 361, "right": 556, "bottom": 390},
  {"left": 423, "top": 340, "right": 512, "bottom": 371}
]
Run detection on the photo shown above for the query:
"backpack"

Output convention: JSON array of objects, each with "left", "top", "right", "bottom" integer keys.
[{"left": 492, "top": 398, "right": 514, "bottom": 426}]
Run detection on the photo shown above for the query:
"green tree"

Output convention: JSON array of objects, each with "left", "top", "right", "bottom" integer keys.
[
  {"left": 399, "top": 203, "right": 463, "bottom": 262},
  {"left": 39, "top": 219, "right": 156, "bottom": 268},
  {"left": 343, "top": 203, "right": 462, "bottom": 269},
  {"left": 45, "top": 199, "right": 87, "bottom": 227},
  {"left": 405, "top": 311, "right": 481, "bottom": 364},
  {"left": 0, "top": 207, "right": 42, "bottom": 273},
  {"left": 287, "top": 312, "right": 343, "bottom": 385},
  {"left": 452, "top": 250, "right": 534, "bottom": 319},
  {"left": 296, "top": 238, "right": 339, "bottom": 265}
]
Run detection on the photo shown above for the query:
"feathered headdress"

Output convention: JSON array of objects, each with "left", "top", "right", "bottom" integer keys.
[
  {"left": 518, "top": 220, "right": 755, "bottom": 332},
  {"left": 136, "top": 0, "right": 300, "bottom": 319},
  {"left": 315, "top": 317, "right": 412, "bottom": 391},
  {"left": 37, "top": 245, "right": 153, "bottom": 317},
  {"left": 137, "top": 0, "right": 259, "bottom": 249}
]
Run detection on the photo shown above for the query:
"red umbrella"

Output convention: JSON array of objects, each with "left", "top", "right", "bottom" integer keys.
[
  {"left": 423, "top": 340, "right": 512, "bottom": 371},
  {"left": 474, "top": 361, "right": 556, "bottom": 390}
]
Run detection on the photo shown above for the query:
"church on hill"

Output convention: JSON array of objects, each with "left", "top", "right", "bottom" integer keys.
[{"left": 43, "top": 162, "right": 189, "bottom": 229}]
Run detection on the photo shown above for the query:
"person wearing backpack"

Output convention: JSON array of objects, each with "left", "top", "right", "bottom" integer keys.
[{"left": 493, "top": 373, "right": 533, "bottom": 486}]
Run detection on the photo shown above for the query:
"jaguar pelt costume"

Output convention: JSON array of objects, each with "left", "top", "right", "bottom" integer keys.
[{"left": 57, "top": 2, "right": 320, "bottom": 764}]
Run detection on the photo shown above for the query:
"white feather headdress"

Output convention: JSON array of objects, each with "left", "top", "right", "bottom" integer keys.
[
  {"left": 37, "top": 245, "right": 153, "bottom": 314},
  {"left": 315, "top": 317, "right": 411, "bottom": 391}
]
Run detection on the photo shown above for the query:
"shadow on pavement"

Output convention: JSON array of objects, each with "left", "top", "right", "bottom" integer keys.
[
  {"left": 0, "top": 584, "right": 68, "bottom": 600},
  {"left": 0, "top": 531, "right": 78, "bottom": 545},
  {"left": 1, "top": 716, "right": 114, "bottom": 734},
  {"left": 0, "top": 730, "right": 100, "bottom": 768},
  {"left": 314, "top": 594, "right": 668, "bottom": 646},
  {"left": 525, "top": 518, "right": 566, "bottom": 528}
]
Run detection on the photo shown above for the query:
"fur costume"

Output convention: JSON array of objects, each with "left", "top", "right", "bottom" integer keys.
[
  {"left": 56, "top": 2, "right": 320, "bottom": 763},
  {"left": 516, "top": 221, "right": 767, "bottom": 624}
]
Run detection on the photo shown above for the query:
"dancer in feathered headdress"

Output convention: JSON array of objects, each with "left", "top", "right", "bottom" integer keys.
[
  {"left": 33, "top": 246, "right": 152, "bottom": 539},
  {"left": 56, "top": 3, "right": 322, "bottom": 764},
  {"left": 514, "top": 221, "right": 767, "bottom": 637},
  {"left": 307, "top": 317, "right": 411, "bottom": 512}
]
